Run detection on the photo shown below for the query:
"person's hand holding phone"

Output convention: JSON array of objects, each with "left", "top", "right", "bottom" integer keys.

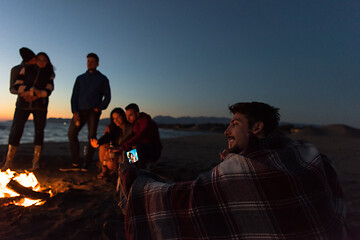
[{"left": 119, "top": 151, "right": 132, "bottom": 173}]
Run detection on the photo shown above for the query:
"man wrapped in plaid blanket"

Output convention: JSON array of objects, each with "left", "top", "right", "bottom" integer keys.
[{"left": 118, "top": 102, "right": 348, "bottom": 240}]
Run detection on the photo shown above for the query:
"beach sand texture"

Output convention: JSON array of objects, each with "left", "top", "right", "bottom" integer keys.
[{"left": 0, "top": 129, "right": 359, "bottom": 239}]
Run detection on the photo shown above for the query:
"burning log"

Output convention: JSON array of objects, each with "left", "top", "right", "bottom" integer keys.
[
  {"left": 6, "top": 179, "right": 50, "bottom": 200},
  {"left": 0, "top": 196, "right": 23, "bottom": 206}
]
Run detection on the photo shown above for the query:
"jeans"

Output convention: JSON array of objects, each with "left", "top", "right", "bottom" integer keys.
[
  {"left": 67, "top": 109, "right": 101, "bottom": 165},
  {"left": 8, "top": 108, "right": 48, "bottom": 146}
]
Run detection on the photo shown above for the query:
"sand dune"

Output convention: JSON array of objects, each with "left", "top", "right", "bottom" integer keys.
[{"left": 293, "top": 123, "right": 360, "bottom": 137}]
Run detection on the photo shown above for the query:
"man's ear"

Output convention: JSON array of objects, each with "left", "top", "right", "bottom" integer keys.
[{"left": 251, "top": 121, "right": 264, "bottom": 136}]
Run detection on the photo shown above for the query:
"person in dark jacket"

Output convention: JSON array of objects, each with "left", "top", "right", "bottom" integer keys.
[
  {"left": 2, "top": 52, "right": 55, "bottom": 171},
  {"left": 90, "top": 108, "right": 132, "bottom": 179},
  {"left": 10, "top": 47, "right": 36, "bottom": 94},
  {"left": 120, "top": 103, "right": 162, "bottom": 169},
  {"left": 67, "top": 53, "right": 111, "bottom": 170}
]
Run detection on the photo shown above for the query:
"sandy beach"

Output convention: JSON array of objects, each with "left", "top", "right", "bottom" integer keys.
[{"left": 0, "top": 127, "right": 359, "bottom": 239}]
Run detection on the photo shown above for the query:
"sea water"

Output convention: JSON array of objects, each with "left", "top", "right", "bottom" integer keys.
[{"left": 0, "top": 121, "right": 203, "bottom": 145}]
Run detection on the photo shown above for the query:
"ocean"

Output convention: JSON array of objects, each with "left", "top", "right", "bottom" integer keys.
[{"left": 0, "top": 121, "right": 204, "bottom": 145}]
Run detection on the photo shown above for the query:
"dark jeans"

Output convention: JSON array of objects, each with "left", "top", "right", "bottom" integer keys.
[
  {"left": 135, "top": 143, "right": 161, "bottom": 169},
  {"left": 8, "top": 108, "right": 48, "bottom": 146},
  {"left": 67, "top": 109, "right": 101, "bottom": 165}
]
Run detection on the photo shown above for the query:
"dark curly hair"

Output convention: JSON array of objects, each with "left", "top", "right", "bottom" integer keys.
[{"left": 229, "top": 102, "right": 280, "bottom": 135}]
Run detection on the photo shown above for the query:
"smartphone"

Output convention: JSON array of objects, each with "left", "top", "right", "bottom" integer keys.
[{"left": 126, "top": 149, "right": 139, "bottom": 164}]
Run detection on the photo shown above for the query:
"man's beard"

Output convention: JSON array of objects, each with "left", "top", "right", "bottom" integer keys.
[{"left": 228, "top": 145, "right": 242, "bottom": 154}]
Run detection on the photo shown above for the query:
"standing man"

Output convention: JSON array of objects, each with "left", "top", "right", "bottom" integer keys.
[
  {"left": 10, "top": 47, "right": 36, "bottom": 94},
  {"left": 120, "top": 103, "right": 162, "bottom": 169},
  {"left": 67, "top": 53, "right": 111, "bottom": 170}
]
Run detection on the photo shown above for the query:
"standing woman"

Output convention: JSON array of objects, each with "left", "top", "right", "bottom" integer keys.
[
  {"left": 2, "top": 52, "right": 55, "bottom": 171},
  {"left": 90, "top": 108, "right": 132, "bottom": 179}
]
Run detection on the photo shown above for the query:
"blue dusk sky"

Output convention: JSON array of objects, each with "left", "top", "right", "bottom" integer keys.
[{"left": 0, "top": 1, "right": 359, "bottom": 127}]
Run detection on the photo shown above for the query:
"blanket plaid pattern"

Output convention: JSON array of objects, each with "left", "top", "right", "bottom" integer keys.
[{"left": 119, "top": 134, "right": 347, "bottom": 240}]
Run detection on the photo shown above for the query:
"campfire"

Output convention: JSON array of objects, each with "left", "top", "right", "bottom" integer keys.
[{"left": 0, "top": 169, "right": 52, "bottom": 207}]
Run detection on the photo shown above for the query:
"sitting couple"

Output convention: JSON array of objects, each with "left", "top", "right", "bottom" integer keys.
[{"left": 90, "top": 103, "right": 162, "bottom": 179}]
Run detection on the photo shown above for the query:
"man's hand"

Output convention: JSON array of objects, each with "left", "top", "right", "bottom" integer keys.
[{"left": 219, "top": 149, "right": 230, "bottom": 161}]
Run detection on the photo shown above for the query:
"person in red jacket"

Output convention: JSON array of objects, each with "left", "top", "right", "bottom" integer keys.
[{"left": 121, "top": 103, "right": 162, "bottom": 169}]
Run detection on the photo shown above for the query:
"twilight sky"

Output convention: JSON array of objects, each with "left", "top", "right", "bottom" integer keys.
[{"left": 0, "top": 1, "right": 359, "bottom": 127}]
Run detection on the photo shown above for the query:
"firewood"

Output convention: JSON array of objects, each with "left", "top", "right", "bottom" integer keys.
[
  {"left": 0, "top": 196, "right": 23, "bottom": 206},
  {"left": 6, "top": 179, "right": 50, "bottom": 200}
]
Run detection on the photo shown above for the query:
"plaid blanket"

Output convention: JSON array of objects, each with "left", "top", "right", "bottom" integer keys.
[{"left": 119, "top": 134, "right": 348, "bottom": 239}]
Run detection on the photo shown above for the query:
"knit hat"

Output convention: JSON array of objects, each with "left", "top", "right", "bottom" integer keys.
[{"left": 19, "top": 47, "right": 35, "bottom": 62}]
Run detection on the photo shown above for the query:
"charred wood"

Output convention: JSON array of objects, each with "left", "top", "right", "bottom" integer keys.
[{"left": 6, "top": 180, "right": 50, "bottom": 200}]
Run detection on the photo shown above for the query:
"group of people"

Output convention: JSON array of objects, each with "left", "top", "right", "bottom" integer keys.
[
  {"left": 89, "top": 103, "right": 162, "bottom": 179},
  {"left": 2, "top": 48, "right": 162, "bottom": 179},
  {"left": 2, "top": 47, "right": 348, "bottom": 239},
  {"left": 113, "top": 102, "right": 348, "bottom": 239}
]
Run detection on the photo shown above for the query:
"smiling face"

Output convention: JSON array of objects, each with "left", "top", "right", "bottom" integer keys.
[
  {"left": 224, "top": 112, "right": 252, "bottom": 154},
  {"left": 112, "top": 112, "right": 123, "bottom": 127},
  {"left": 36, "top": 55, "right": 48, "bottom": 68}
]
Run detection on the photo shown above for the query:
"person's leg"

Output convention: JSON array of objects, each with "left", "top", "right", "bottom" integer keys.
[
  {"left": 8, "top": 108, "right": 30, "bottom": 146},
  {"left": 32, "top": 110, "right": 47, "bottom": 169},
  {"left": 67, "top": 112, "right": 86, "bottom": 166},
  {"left": 83, "top": 110, "right": 101, "bottom": 168},
  {"left": 97, "top": 144, "right": 109, "bottom": 178},
  {"left": 33, "top": 110, "right": 47, "bottom": 146},
  {"left": 106, "top": 150, "right": 119, "bottom": 174},
  {"left": 99, "top": 144, "right": 109, "bottom": 168},
  {"left": 2, "top": 109, "right": 30, "bottom": 170}
]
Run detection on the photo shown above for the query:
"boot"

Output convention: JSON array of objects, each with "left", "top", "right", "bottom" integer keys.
[
  {"left": 31, "top": 145, "right": 42, "bottom": 170},
  {"left": 1, "top": 145, "right": 18, "bottom": 171}
]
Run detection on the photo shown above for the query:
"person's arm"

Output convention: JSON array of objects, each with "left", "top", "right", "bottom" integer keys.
[
  {"left": 43, "top": 72, "right": 55, "bottom": 97},
  {"left": 14, "top": 67, "right": 27, "bottom": 93},
  {"left": 118, "top": 125, "right": 133, "bottom": 146},
  {"left": 10, "top": 66, "right": 20, "bottom": 94},
  {"left": 14, "top": 67, "right": 33, "bottom": 102},
  {"left": 70, "top": 77, "right": 80, "bottom": 113},
  {"left": 33, "top": 72, "right": 55, "bottom": 98},
  {"left": 121, "top": 118, "right": 150, "bottom": 151},
  {"left": 99, "top": 77, "right": 111, "bottom": 110},
  {"left": 97, "top": 132, "right": 112, "bottom": 146}
]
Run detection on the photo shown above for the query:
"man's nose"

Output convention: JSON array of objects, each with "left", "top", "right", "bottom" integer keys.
[{"left": 224, "top": 126, "right": 230, "bottom": 136}]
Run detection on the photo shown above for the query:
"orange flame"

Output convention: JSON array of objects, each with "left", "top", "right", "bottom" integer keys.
[{"left": 0, "top": 169, "right": 52, "bottom": 207}]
